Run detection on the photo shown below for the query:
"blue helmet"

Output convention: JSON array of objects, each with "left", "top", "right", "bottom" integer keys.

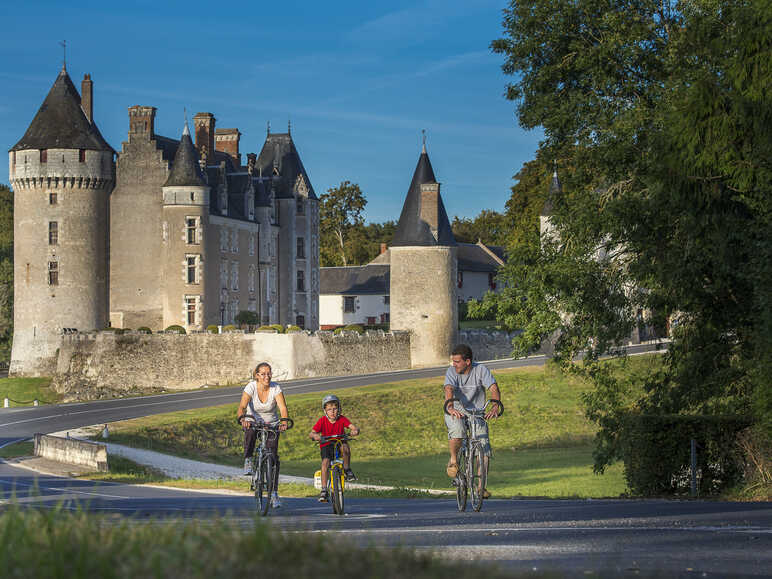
[{"left": 322, "top": 394, "right": 340, "bottom": 411}]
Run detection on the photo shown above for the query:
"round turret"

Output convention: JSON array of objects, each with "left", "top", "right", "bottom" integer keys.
[{"left": 8, "top": 67, "right": 114, "bottom": 375}]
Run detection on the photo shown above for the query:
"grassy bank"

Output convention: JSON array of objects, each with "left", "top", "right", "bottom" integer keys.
[
  {"left": 0, "top": 505, "right": 518, "bottom": 579},
  {"left": 99, "top": 357, "right": 666, "bottom": 497},
  {"left": 0, "top": 376, "right": 59, "bottom": 406}
]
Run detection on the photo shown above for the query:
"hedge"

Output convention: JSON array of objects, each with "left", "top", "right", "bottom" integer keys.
[{"left": 618, "top": 413, "right": 751, "bottom": 496}]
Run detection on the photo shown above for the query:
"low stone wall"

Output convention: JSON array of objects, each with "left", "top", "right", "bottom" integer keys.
[
  {"left": 458, "top": 329, "right": 521, "bottom": 361},
  {"left": 34, "top": 433, "right": 108, "bottom": 472},
  {"left": 51, "top": 330, "right": 411, "bottom": 399}
]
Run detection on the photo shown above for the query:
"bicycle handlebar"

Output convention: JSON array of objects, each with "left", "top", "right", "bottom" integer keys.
[
  {"left": 238, "top": 416, "right": 295, "bottom": 430},
  {"left": 316, "top": 433, "right": 354, "bottom": 445},
  {"left": 443, "top": 397, "right": 504, "bottom": 418}
]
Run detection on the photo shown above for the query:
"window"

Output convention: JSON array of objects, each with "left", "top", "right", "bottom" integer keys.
[
  {"left": 457, "top": 271, "right": 463, "bottom": 288},
  {"left": 249, "top": 235, "right": 255, "bottom": 256},
  {"left": 186, "top": 255, "right": 199, "bottom": 284},
  {"left": 343, "top": 296, "right": 355, "bottom": 313},
  {"left": 48, "top": 261, "right": 59, "bottom": 286},
  {"left": 48, "top": 222, "right": 58, "bottom": 245},
  {"left": 248, "top": 265, "right": 256, "bottom": 293},
  {"left": 186, "top": 217, "right": 198, "bottom": 244},
  {"left": 231, "top": 261, "right": 239, "bottom": 291},
  {"left": 296, "top": 314, "right": 305, "bottom": 329},
  {"left": 296, "top": 197, "right": 304, "bottom": 215},
  {"left": 384, "top": 295, "right": 390, "bottom": 305},
  {"left": 220, "top": 229, "right": 228, "bottom": 252},
  {"left": 296, "top": 237, "right": 305, "bottom": 259},
  {"left": 185, "top": 296, "right": 197, "bottom": 325},
  {"left": 40, "top": 149, "right": 47, "bottom": 163},
  {"left": 220, "top": 259, "right": 228, "bottom": 288},
  {"left": 296, "top": 270, "right": 305, "bottom": 292},
  {"left": 79, "top": 149, "right": 86, "bottom": 163},
  {"left": 488, "top": 272, "right": 496, "bottom": 290},
  {"left": 231, "top": 230, "right": 238, "bottom": 253},
  {"left": 49, "top": 192, "right": 58, "bottom": 205}
]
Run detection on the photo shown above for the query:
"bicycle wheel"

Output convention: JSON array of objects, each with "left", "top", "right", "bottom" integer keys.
[
  {"left": 331, "top": 465, "right": 345, "bottom": 515},
  {"left": 256, "top": 455, "right": 274, "bottom": 516},
  {"left": 469, "top": 446, "right": 485, "bottom": 512},
  {"left": 455, "top": 447, "right": 467, "bottom": 512}
]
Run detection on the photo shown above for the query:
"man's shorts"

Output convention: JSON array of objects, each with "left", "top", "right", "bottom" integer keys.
[{"left": 444, "top": 413, "right": 491, "bottom": 456}]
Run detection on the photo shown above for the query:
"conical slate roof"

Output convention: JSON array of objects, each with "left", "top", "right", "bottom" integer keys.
[
  {"left": 255, "top": 132, "right": 317, "bottom": 200},
  {"left": 11, "top": 67, "right": 113, "bottom": 153},
  {"left": 163, "top": 124, "right": 206, "bottom": 187},
  {"left": 541, "top": 169, "right": 562, "bottom": 216},
  {"left": 391, "top": 146, "right": 456, "bottom": 247}
]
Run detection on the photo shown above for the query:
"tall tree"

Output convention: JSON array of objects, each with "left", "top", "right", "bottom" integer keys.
[
  {"left": 451, "top": 210, "right": 510, "bottom": 246},
  {"left": 488, "top": 0, "right": 772, "bottom": 470},
  {"left": 319, "top": 181, "right": 367, "bottom": 267},
  {"left": 0, "top": 184, "right": 13, "bottom": 362}
]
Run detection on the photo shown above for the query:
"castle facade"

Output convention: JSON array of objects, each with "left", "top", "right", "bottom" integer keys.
[{"left": 9, "top": 67, "right": 319, "bottom": 375}]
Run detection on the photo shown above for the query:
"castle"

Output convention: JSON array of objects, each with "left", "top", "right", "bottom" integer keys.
[{"left": 9, "top": 66, "right": 319, "bottom": 375}]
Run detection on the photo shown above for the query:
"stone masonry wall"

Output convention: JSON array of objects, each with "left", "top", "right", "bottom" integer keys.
[
  {"left": 457, "top": 329, "right": 521, "bottom": 361},
  {"left": 51, "top": 330, "right": 411, "bottom": 400}
]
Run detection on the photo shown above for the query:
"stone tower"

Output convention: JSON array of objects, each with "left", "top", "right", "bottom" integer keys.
[
  {"left": 161, "top": 123, "right": 211, "bottom": 330},
  {"left": 390, "top": 144, "right": 457, "bottom": 367},
  {"left": 8, "top": 66, "right": 114, "bottom": 375}
]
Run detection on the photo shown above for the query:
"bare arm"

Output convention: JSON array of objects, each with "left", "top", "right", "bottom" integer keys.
[
  {"left": 347, "top": 423, "right": 360, "bottom": 436},
  {"left": 236, "top": 391, "right": 252, "bottom": 428},
  {"left": 485, "top": 383, "right": 502, "bottom": 420},
  {"left": 275, "top": 392, "right": 289, "bottom": 430},
  {"left": 444, "top": 384, "right": 462, "bottom": 418}
]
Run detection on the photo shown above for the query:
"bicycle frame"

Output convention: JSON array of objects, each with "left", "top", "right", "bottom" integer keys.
[
  {"left": 444, "top": 398, "right": 504, "bottom": 512},
  {"left": 318, "top": 434, "right": 351, "bottom": 515},
  {"left": 241, "top": 417, "right": 294, "bottom": 516}
]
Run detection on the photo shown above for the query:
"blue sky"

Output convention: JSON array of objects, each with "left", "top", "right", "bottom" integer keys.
[{"left": 1, "top": 0, "right": 541, "bottom": 223}]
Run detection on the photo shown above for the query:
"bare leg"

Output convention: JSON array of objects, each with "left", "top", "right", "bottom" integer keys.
[
  {"left": 320, "top": 458, "right": 331, "bottom": 489},
  {"left": 449, "top": 438, "right": 462, "bottom": 466},
  {"left": 341, "top": 443, "right": 351, "bottom": 470}
]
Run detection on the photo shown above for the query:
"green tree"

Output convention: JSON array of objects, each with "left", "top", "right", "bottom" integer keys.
[
  {"left": 0, "top": 185, "right": 13, "bottom": 362},
  {"left": 234, "top": 310, "right": 259, "bottom": 327},
  {"left": 319, "top": 181, "right": 367, "bottom": 267},
  {"left": 489, "top": 0, "right": 772, "bottom": 472},
  {"left": 451, "top": 209, "right": 509, "bottom": 246}
]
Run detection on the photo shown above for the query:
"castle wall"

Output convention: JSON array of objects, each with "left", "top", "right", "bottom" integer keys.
[
  {"left": 50, "top": 330, "right": 411, "bottom": 399},
  {"left": 110, "top": 134, "right": 168, "bottom": 329},
  {"left": 457, "top": 329, "right": 521, "bottom": 362}
]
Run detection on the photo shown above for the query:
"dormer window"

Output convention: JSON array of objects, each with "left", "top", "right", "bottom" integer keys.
[{"left": 272, "top": 167, "right": 279, "bottom": 176}]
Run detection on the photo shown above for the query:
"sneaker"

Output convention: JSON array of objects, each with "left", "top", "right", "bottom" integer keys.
[
  {"left": 318, "top": 489, "right": 328, "bottom": 502},
  {"left": 270, "top": 492, "right": 282, "bottom": 508},
  {"left": 344, "top": 468, "right": 357, "bottom": 482},
  {"left": 446, "top": 462, "right": 458, "bottom": 478},
  {"left": 243, "top": 458, "right": 253, "bottom": 476}
]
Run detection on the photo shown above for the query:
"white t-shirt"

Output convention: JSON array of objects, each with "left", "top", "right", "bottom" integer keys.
[
  {"left": 444, "top": 362, "right": 496, "bottom": 411},
  {"left": 243, "top": 380, "right": 283, "bottom": 424}
]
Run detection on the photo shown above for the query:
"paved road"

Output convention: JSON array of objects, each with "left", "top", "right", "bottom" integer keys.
[{"left": 1, "top": 460, "right": 769, "bottom": 577}]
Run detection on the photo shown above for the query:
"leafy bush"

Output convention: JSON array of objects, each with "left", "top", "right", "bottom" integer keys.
[
  {"left": 136, "top": 327, "right": 152, "bottom": 334},
  {"left": 617, "top": 413, "right": 751, "bottom": 496},
  {"left": 206, "top": 325, "right": 219, "bottom": 334},
  {"left": 165, "top": 325, "right": 186, "bottom": 334},
  {"left": 222, "top": 325, "right": 236, "bottom": 332},
  {"left": 235, "top": 310, "right": 259, "bottom": 326},
  {"left": 256, "top": 325, "right": 276, "bottom": 332},
  {"left": 286, "top": 325, "right": 302, "bottom": 332},
  {"left": 344, "top": 324, "right": 364, "bottom": 333},
  {"left": 269, "top": 324, "right": 284, "bottom": 333}
]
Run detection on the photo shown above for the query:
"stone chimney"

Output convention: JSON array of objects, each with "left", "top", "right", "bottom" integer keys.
[
  {"left": 193, "top": 112, "right": 216, "bottom": 167},
  {"left": 215, "top": 128, "right": 241, "bottom": 167},
  {"left": 81, "top": 74, "right": 93, "bottom": 123},
  {"left": 128, "top": 106, "right": 156, "bottom": 142},
  {"left": 420, "top": 182, "right": 441, "bottom": 234}
]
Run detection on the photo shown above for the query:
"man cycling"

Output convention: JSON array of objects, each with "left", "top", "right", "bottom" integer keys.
[{"left": 444, "top": 343, "right": 501, "bottom": 498}]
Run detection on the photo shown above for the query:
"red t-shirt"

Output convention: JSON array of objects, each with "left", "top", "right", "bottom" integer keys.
[{"left": 312, "top": 415, "right": 351, "bottom": 446}]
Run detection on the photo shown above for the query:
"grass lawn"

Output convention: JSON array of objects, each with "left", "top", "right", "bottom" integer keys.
[
  {"left": 0, "top": 377, "right": 60, "bottom": 406},
  {"left": 97, "top": 356, "right": 666, "bottom": 497}
]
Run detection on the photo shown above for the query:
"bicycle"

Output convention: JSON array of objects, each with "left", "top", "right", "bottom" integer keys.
[
  {"left": 443, "top": 397, "right": 504, "bottom": 512},
  {"left": 239, "top": 416, "right": 294, "bottom": 516},
  {"left": 317, "top": 434, "right": 353, "bottom": 515}
]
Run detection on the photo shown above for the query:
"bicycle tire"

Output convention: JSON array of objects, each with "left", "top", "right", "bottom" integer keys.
[
  {"left": 257, "top": 455, "right": 274, "bottom": 516},
  {"left": 331, "top": 464, "right": 345, "bottom": 515},
  {"left": 455, "top": 447, "right": 467, "bottom": 512},
  {"left": 470, "top": 445, "right": 485, "bottom": 512}
]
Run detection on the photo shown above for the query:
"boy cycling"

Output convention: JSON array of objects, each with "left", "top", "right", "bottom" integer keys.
[{"left": 309, "top": 394, "right": 360, "bottom": 502}]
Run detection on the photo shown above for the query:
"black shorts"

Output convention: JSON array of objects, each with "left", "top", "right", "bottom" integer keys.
[{"left": 320, "top": 443, "right": 338, "bottom": 461}]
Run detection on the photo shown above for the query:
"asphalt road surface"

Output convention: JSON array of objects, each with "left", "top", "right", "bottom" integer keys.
[{"left": 1, "top": 460, "right": 770, "bottom": 577}]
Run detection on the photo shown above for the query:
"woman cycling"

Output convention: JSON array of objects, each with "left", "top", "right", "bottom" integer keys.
[{"left": 236, "top": 362, "right": 289, "bottom": 508}]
